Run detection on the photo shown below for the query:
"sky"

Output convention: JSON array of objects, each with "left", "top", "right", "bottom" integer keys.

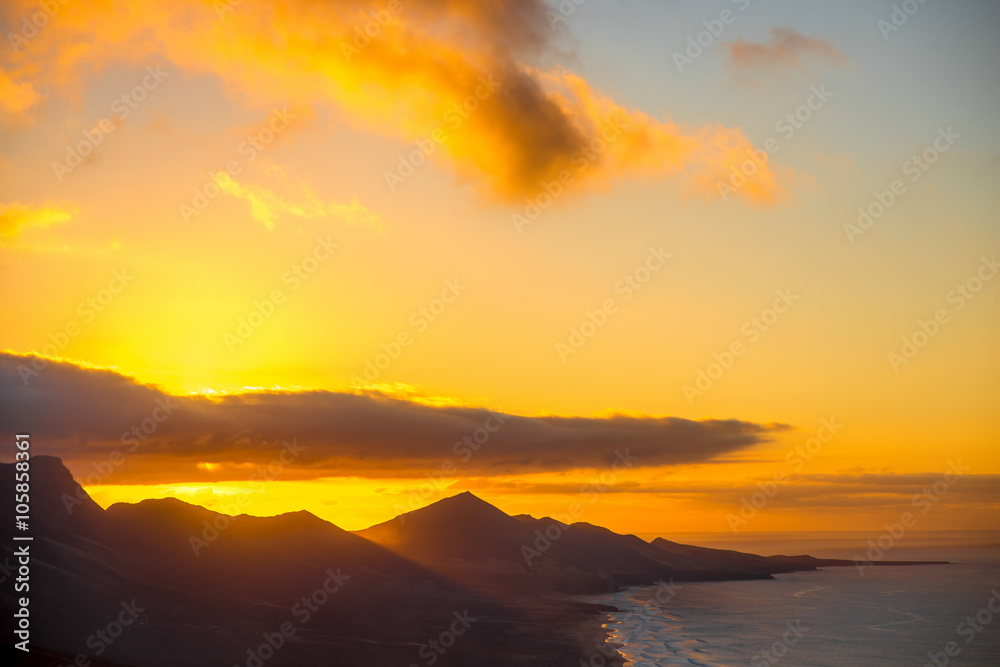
[{"left": 1, "top": 0, "right": 998, "bottom": 535}]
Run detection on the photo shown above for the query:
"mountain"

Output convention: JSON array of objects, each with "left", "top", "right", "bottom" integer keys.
[
  {"left": 360, "top": 491, "right": 531, "bottom": 565},
  {"left": 0, "top": 457, "right": 605, "bottom": 666},
  {"left": 361, "top": 492, "right": 800, "bottom": 595},
  {"left": 649, "top": 537, "right": 948, "bottom": 573},
  {"left": 0, "top": 454, "right": 104, "bottom": 530},
  {"left": 1, "top": 644, "right": 132, "bottom": 667},
  {"left": 1, "top": 457, "right": 948, "bottom": 666}
]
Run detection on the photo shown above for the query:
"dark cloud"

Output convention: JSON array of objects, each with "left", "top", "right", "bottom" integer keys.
[{"left": 0, "top": 352, "right": 787, "bottom": 483}]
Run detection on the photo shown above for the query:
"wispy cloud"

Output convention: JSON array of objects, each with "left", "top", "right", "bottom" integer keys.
[
  {"left": 219, "top": 176, "right": 380, "bottom": 230},
  {"left": 0, "top": 201, "right": 77, "bottom": 240},
  {"left": 722, "top": 28, "right": 847, "bottom": 84},
  {"left": 462, "top": 472, "right": 1000, "bottom": 512},
  {"left": 0, "top": 70, "right": 40, "bottom": 119}
]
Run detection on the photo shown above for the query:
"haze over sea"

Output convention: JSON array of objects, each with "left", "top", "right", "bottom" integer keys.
[{"left": 594, "top": 532, "right": 1000, "bottom": 666}]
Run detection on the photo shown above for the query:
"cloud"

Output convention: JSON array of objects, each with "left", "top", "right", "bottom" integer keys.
[
  {"left": 218, "top": 175, "right": 381, "bottom": 230},
  {"left": 0, "top": 70, "right": 40, "bottom": 119},
  {"left": 0, "top": 201, "right": 77, "bottom": 240},
  {"left": 722, "top": 28, "right": 847, "bottom": 83},
  {"left": 0, "top": 352, "right": 787, "bottom": 483},
  {"left": 462, "top": 472, "right": 1000, "bottom": 512},
  {"left": 0, "top": 0, "right": 785, "bottom": 205}
]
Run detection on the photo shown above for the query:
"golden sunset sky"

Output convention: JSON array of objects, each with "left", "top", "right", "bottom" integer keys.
[{"left": 1, "top": 0, "right": 998, "bottom": 534}]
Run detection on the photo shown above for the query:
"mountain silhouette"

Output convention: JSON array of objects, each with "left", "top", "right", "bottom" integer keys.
[
  {"left": 360, "top": 491, "right": 542, "bottom": 564},
  {"left": 357, "top": 490, "right": 865, "bottom": 595},
  {"left": 1, "top": 458, "right": 594, "bottom": 666},
  {"left": 0, "top": 457, "right": 947, "bottom": 666}
]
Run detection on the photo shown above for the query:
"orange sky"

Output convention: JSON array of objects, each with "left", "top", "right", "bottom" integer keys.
[{"left": 1, "top": 0, "right": 998, "bottom": 535}]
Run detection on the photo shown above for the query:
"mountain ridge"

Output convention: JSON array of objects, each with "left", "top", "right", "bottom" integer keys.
[{"left": 0, "top": 456, "right": 949, "bottom": 667}]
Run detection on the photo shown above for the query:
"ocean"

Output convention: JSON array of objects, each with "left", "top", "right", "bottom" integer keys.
[{"left": 592, "top": 535, "right": 1000, "bottom": 666}]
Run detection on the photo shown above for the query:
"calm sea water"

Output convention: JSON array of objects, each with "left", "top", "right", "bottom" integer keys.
[{"left": 592, "top": 564, "right": 1000, "bottom": 666}]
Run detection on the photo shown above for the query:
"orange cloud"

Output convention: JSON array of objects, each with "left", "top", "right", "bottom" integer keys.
[
  {"left": 723, "top": 28, "right": 847, "bottom": 83},
  {"left": 0, "top": 70, "right": 39, "bottom": 119},
  {"left": 0, "top": 0, "right": 785, "bottom": 205},
  {"left": 218, "top": 175, "right": 381, "bottom": 230},
  {"left": 0, "top": 200, "right": 77, "bottom": 240}
]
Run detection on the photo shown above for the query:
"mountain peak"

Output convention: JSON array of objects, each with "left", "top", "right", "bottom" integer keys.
[
  {"left": 0, "top": 455, "right": 104, "bottom": 531},
  {"left": 385, "top": 490, "right": 505, "bottom": 523},
  {"left": 357, "top": 490, "right": 526, "bottom": 563},
  {"left": 438, "top": 490, "right": 484, "bottom": 501},
  {"left": 435, "top": 490, "right": 492, "bottom": 505}
]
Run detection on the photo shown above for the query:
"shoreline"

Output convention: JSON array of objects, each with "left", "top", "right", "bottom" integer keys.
[
  {"left": 580, "top": 562, "right": 998, "bottom": 667},
  {"left": 575, "top": 601, "right": 627, "bottom": 667}
]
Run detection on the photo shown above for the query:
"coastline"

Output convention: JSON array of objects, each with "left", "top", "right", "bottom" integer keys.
[
  {"left": 581, "top": 563, "right": 1000, "bottom": 667},
  {"left": 576, "top": 601, "right": 627, "bottom": 667},
  {"left": 585, "top": 586, "right": 672, "bottom": 667}
]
